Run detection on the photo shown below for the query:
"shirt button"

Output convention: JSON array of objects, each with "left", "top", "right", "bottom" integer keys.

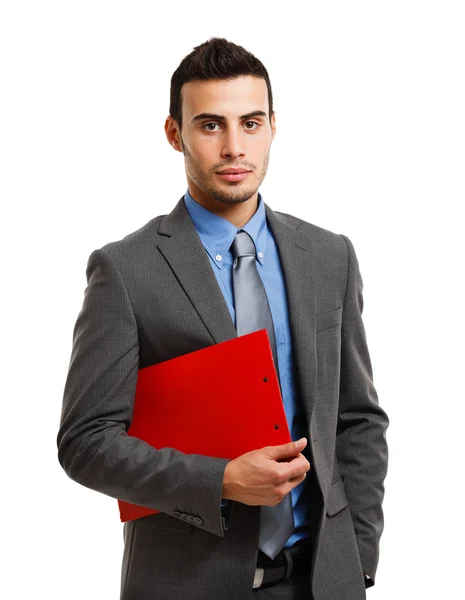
[
  {"left": 216, "top": 254, "right": 222, "bottom": 261},
  {"left": 258, "top": 252, "right": 264, "bottom": 258}
]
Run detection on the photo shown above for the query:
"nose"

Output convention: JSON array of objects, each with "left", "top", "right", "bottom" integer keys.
[{"left": 221, "top": 127, "right": 245, "bottom": 160}]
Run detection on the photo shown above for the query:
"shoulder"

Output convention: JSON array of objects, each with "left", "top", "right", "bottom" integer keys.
[
  {"left": 272, "top": 209, "right": 351, "bottom": 257},
  {"left": 94, "top": 214, "right": 166, "bottom": 263}
]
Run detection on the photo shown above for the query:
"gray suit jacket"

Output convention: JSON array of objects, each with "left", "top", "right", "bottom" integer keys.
[{"left": 57, "top": 197, "right": 389, "bottom": 600}]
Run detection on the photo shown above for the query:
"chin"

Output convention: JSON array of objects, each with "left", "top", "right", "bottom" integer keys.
[
  {"left": 215, "top": 189, "right": 257, "bottom": 205},
  {"left": 218, "top": 179, "right": 257, "bottom": 194}
]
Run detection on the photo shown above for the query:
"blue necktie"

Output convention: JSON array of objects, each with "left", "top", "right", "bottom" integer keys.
[{"left": 231, "top": 229, "right": 295, "bottom": 560}]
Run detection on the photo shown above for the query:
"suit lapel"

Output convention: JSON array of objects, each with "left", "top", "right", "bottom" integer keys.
[
  {"left": 157, "top": 197, "right": 238, "bottom": 345},
  {"left": 157, "top": 196, "right": 317, "bottom": 422},
  {"left": 265, "top": 205, "right": 317, "bottom": 424}
]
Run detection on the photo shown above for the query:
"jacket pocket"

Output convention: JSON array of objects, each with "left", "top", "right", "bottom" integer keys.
[
  {"left": 326, "top": 476, "right": 349, "bottom": 516},
  {"left": 316, "top": 306, "right": 343, "bottom": 334}
]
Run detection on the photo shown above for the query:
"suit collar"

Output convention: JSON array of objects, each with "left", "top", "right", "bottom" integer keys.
[{"left": 158, "top": 194, "right": 301, "bottom": 237}]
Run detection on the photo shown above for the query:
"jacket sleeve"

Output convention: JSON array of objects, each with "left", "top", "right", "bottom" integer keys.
[
  {"left": 57, "top": 248, "right": 232, "bottom": 537},
  {"left": 336, "top": 234, "right": 389, "bottom": 585}
]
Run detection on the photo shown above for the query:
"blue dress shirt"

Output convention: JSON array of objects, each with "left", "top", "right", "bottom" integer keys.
[{"left": 184, "top": 188, "right": 311, "bottom": 548}]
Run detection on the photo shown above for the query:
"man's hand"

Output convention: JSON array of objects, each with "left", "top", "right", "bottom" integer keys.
[{"left": 222, "top": 438, "right": 310, "bottom": 506}]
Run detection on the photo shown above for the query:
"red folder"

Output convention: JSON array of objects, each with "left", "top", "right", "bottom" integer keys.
[{"left": 117, "top": 328, "right": 291, "bottom": 522}]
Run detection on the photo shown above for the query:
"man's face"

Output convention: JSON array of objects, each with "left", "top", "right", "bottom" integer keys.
[{"left": 171, "top": 75, "right": 275, "bottom": 207}]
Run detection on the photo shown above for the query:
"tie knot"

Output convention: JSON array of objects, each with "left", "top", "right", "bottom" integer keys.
[{"left": 230, "top": 230, "right": 256, "bottom": 260}]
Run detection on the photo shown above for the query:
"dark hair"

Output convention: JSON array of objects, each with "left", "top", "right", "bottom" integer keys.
[{"left": 169, "top": 37, "right": 273, "bottom": 131}]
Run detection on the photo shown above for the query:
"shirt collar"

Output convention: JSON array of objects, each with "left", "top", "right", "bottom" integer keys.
[{"left": 183, "top": 188, "right": 268, "bottom": 269}]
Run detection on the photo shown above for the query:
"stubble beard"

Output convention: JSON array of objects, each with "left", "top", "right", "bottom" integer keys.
[{"left": 180, "top": 135, "right": 269, "bottom": 205}]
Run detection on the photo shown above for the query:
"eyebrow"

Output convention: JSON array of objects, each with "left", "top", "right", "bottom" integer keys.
[{"left": 190, "top": 110, "right": 267, "bottom": 124}]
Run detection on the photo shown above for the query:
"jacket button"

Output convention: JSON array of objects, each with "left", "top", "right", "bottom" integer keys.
[
  {"left": 194, "top": 516, "right": 203, "bottom": 525},
  {"left": 174, "top": 510, "right": 181, "bottom": 517},
  {"left": 180, "top": 513, "right": 188, "bottom": 520},
  {"left": 187, "top": 515, "right": 195, "bottom": 522}
]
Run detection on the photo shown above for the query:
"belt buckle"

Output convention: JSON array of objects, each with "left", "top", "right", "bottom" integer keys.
[
  {"left": 253, "top": 550, "right": 294, "bottom": 589},
  {"left": 253, "top": 567, "right": 264, "bottom": 588},
  {"left": 282, "top": 549, "right": 294, "bottom": 581}
]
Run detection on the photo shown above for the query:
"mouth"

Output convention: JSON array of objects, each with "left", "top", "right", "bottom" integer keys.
[{"left": 216, "top": 169, "right": 251, "bottom": 182}]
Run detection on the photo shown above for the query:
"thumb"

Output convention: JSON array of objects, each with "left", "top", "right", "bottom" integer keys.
[{"left": 269, "top": 437, "right": 307, "bottom": 458}]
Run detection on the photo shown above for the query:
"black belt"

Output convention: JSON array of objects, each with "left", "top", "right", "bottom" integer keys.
[{"left": 254, "top": 539, "right": 312, "bottom": 589}]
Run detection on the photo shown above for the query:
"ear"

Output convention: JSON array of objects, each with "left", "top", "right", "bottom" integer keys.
[
  {"left": 270, "top": 111, "right": 276, "bottom": 142},
  {"left": 164, "top": 116, "right": 183, "bottom": 152}
]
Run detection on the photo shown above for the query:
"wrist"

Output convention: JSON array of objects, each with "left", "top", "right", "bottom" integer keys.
[{"left": 222, "top": 460, "right": 234, "bottom": 500}]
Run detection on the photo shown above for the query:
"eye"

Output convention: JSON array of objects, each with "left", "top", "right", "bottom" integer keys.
[
  {"left": 244, "top": 121, "right": 259, "bottom": 130},
  {"left": 202, "top": 122, "right": 221, "bottom": 131}
]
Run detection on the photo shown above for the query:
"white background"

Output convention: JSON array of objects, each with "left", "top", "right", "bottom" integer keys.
[{"left": 1, "top": 1, "right": 464, "bottom": 598}]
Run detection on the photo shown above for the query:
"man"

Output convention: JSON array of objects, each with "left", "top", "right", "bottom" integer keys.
[{"left": 57, "top": 37, "right": 389, "bottom": 600}]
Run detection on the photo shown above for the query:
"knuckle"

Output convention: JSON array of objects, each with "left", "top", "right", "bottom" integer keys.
[
  {"left": 273, "top": 494, "right": 284, "bottom": 505},
  {"left": 276, "top": 483, "right": 287, "bottom": 498},
  {"left": 272, "top": 466, "right": 286, "bottom": 486}
]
